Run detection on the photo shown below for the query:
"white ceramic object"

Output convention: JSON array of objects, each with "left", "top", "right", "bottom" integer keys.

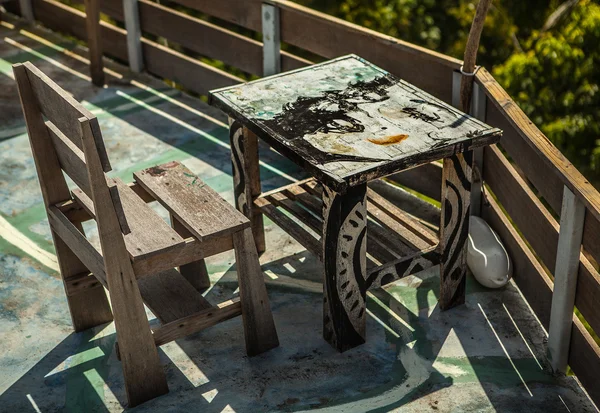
[{"left": 467, "top": 216, "right": 512, "bottom": 288}]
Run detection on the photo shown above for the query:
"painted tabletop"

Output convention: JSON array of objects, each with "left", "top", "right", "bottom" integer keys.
[{"left": 210, "top": 55, "right": 501, "bottom": 192}]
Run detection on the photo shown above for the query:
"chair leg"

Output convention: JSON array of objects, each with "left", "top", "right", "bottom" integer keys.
[
  {"left": 52, "top": 228, "right": 113, "bottom": 331},
  {"left": 170, "top": 214, "right": 210, "bottom": 292},
  {"left": 233, "top": 228, "right": 279, "bottom": 356}
]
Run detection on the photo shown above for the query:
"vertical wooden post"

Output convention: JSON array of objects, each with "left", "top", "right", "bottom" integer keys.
[
  {"left": 170, "top": 213, "right": 210, "bottom": 292},
  {"left": 233, "top": 227, "right": 279, "bottom": 356},
  {"left": 439, "top": 152, "right": 473, "bottom": 310},
  {"left": 548, "top": 186, "right": 585, "bottom": 373},
  {"left": 229, "top": 119, "right": 266, "bottom": 253},
  {"left": 84, "top": 0, "right": 104, "bottom": 86},
  {"left": 18, "top": 0, "right": 34, "bottom": 22},
  {"left": 123, "top": 0, "right": 144, "bottom": 73},
  {"left": 262, "top": 2, "right": 281, "bottom": 76},
  {"left": 322, "top": 183, "right": 368, "bottom": 352},
  {"left": 452, "top": 71, "right": 486, "bottom": 216}
]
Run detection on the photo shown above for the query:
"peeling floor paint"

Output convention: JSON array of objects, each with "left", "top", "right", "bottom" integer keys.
[{"left": 0, "top": 18, "right": 597, "bottom": 413}]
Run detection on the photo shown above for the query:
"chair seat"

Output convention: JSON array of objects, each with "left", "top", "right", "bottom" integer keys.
[
  {"left": 72, "top": 178, "right": 186, "bottom": 260},
  {"left": 134, "top": 161, "right": 250, "bottom": 242}
]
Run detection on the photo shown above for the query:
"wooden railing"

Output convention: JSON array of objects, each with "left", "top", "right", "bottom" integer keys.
[{"left": 6, "top": 0, "right": 600, "bottom": 405}]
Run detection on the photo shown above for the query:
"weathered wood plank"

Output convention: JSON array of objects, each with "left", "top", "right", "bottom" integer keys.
[
  {"left": 321, "top": 183, "right": 368, "bottom": 352},
  {"left": 254, "top": 196, "right": 321, "bottom": 259},
  {"left": 483, "top": 145, "right": 600, "bottom": 337},
  {"left": 153, "top": 298, "right": 242, "bottom": 347},
  {"left": 211, "top": 56, "right": 500, "bottom": 193},
  {"left": 46, "top": 121, "right": 91, "bottom": 197},
  {"left": 134, "top": 161, "right": 248, "bottom": 242},
  {"left": 569, "top": 317, "right": 600, "bottom": 406},
  {"left": 81, "top": 117, "right": 168, "bottom": 406},
  {"left": 14, "top": 63, "right": 112, "bottom": 331},
  {"left": 72, "top": 178, "right": 186, "bottom": 261},
  {"left": 477, "top": 69, "right": 600, "bottom": 238},
  {"left": 439, "top": 153, "right": 472, "bottom": 310},
  {"left": 132, "top": 236, "right": 233, "bottom": 278},
  {"left": 169, "top": 0, "right": 262, "bottom": 32},
  {"left": 481, "top": 195, "right": 553, "bottom": 329},
  {"left": 386, "top": 162, "right": 442, "bottom": 202},
  {"left": 273, "top": 0, "right": 460, "bottom": 101},
  {"left": 232, "top": 227, "right": 279, "bottom": 356},
  {"left": 367, "top": 248, "right": 439, "bottom": 290},
  {"left": 170, "top": 214, "right": 210, "bottom": 293},
  {"left": 21, "top": 60, "right": 110, "bottom": 171},
  {"left": 229, "top": 122, "right": 266, "bottom": 252},
  {"left": 137, "top": 268, "right": 212, "bottom": 324},
  {"left": 84, "top": 0, "right": 104, "bottom": 85}
]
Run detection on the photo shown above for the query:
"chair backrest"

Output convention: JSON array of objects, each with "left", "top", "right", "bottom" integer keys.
[{"left": 13, "top": 61, "right": 111, "bottom": 202}]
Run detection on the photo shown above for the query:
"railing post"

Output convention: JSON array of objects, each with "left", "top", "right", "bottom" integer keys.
[
  {"left": 123, "top": 0, "right": 144, "bottom": 73},
  {"left": 452, "top": 70, "right": 486, "bottom": 216},
  {"left": 262, "top": 2, "right": 281, "bottom": 76},
  {"left": 548, "top": 186, "right": 585, "bottom": 373},
  {"left": 84, "top": 0, "right": 104, "bottom": 86},
  {"left": 18, "top": 0, "right": 34, "bottom": 23}
]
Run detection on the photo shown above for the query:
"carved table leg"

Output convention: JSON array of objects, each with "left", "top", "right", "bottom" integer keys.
[
  {"left": 229, "top": 119, "right": 266, "bottom": 253},
  {"left": 439, "top": 152, "right": 473, "bottom": 310},
  {"left": 322, "top": 183, "right": 368, "bottom": 352}
]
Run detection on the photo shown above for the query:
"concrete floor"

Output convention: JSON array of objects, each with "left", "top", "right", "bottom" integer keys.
[{"left": 0, "top": 16, "right": 597, "bottom": 413}]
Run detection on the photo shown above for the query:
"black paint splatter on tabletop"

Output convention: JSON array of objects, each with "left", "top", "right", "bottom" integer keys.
[{"left": 261, "top": 75, "right": 397, "bottom": 165}]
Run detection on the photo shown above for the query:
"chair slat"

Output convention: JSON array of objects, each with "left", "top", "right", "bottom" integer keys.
[
  {"left": 46, "top": 121, "right": 92, "bottom": 197},
  {"left": 134, "top": 161, "right": 249, "bottom": 241},
  {"left": 72, "top": 178, "right": 186, "bottom": 260},
  {"left": 137, "top": 268, "right": 212, "bottom": 324},
  {"left": 23, "top": 61, "right": 111, "bottom": 171}
]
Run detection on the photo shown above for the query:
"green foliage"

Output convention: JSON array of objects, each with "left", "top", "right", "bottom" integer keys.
[{"left": 297, "top": 0, "right": 600, "bottom": 185}]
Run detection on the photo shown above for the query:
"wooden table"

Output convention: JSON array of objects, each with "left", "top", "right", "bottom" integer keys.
[{"left": 209, "top": 55, "right": 501, "bottom": 352}]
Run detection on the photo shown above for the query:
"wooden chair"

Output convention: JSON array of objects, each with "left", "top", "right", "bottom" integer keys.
[{"left": 13, "top": 62, "right": 279, "bottom": 407}]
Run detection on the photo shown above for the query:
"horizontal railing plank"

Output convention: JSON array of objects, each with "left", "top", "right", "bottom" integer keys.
[
  {"left": 484, "top": 145, "right": 600, "bottom": 338},
  {"left": 273, "top": 0, "right": 460, "bottom": 102},
  {"left": 31, "top": 0, "right": 242, "bottom": 95},
  {"left": 569, "top": 317, "right": 600, "bottom": 406},
  {"left": 477, "top": 68, "right": 600, "bottom": 267},
  {"left": 481, "top": 194, "right": 553, "bottom": 329},
  {"left": 170, "top": 0, "right": 262, "bottom": 32}
]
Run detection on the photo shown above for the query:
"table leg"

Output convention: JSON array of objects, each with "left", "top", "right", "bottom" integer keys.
[
  {"left": 322, "top": 183, "right": 368, "bottom": 352},
  {"left": 229, "top": 119, "right": 266, "bottom": 253},
  {"left": 439, "top": 152, "right": 473, "bottom": 310}
]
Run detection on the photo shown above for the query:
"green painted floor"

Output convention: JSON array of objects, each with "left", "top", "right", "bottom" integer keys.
[{"left": 0, "top": 16, "right": 597, "bottom": 413}]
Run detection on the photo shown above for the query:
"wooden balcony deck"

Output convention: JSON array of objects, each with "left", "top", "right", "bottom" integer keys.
[{"left": 0, "top": 16, "right": 597, "bottom": 412}]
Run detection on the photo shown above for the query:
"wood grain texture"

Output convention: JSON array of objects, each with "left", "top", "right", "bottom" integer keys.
[
  {"left": 569, "top": 317, "right": 600, "bottom": 406},
  {"left": 233, "top": 227, "right": 279, "bottom": 356},
  {"left": 367, "top": 248, "right": 439, "bottom": 290},
  {"left": 478, "top": 68, "right": 600, "bottom": 267},
  {"left": 211, "top": 56, "right": 500, "bottom": 193},
  {"left": 81, "top": 118, "right": 168, "bottom": 407},
  {"left": 273, "top": 0, "right": 459, "bottom": 102},
  {"left": 171, "top": 214, "right": 210, "bottom": 293},
  {"left": 153, "top": 298, "right": 242, "bottom": 347},
  {"left": 137, "top": 268, "right": 211, "bottom": 324},
  {"left": 84, "top": 0, "right": 104, "bottom": 86},
  {"left": 322, "top": 183, "right": 368, "bottom": 352},
  {"left": 439, "top": 153, "right": 472, "bottom": 311},
  {"left": 72, "top": 178, "right": 186, "bottom": 261},
  {"left": 22, "top": 61, "right": 110, "bottom": 171},
  {"left": 132, "top": 236, "right": 233, "bottom": 278},
  {"left": 229, "top": 122, "right": 266, "bottom": 252},
  {"left": 134, "top": 161, "right": 249, "bottom": 242},
  {"left": 483, "top": 145, "right": 600, "bottom": 338},
  {"left": 13, "top": 63, "right": 112, "bottom": 331},
  {"left": 386, "top": 162, "right": 443, "bottom": 202},
  {"left": 481, "top": 195, "right": 553, "bottom": 329}
]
